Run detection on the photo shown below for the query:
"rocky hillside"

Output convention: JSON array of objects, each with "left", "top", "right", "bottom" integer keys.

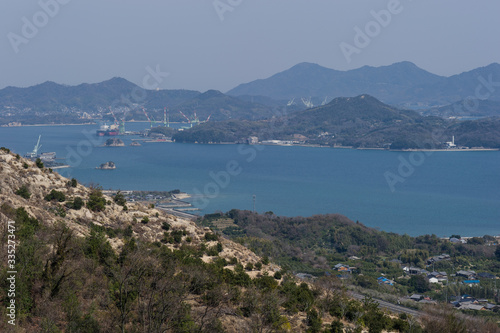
[
  {"left": 0, "top": 148, "right": 272, "bottom": 269},
  {"left": 0, "top": 148, "right": 296, "bottom": 332}
]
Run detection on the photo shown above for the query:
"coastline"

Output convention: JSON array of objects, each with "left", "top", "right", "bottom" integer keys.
[
  {"left": 1, "top": 122, "right": 96, "bottom": 127},
  {"left": 1, "top": 120, "right": 183, "bottom": 127}
]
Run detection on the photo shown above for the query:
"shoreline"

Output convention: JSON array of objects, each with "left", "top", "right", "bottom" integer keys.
[
  {"left": 1, "top": 120, "right": 184, "bottom": 127},
  {"left": 252, "top": 143, "right": 499, "bottom": 152},
  {"left": 1, "top": 122, "right": 96, "bottom": 127},
  {"left": 3, "top": 124, "right": 498, "bottom": 152}
]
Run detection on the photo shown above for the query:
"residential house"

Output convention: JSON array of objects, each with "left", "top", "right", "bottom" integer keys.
[
  {"left": 477, "top": 272, "right": 496, "bottom": 279},
  {"left": 377, "top": 277, "right": 394, "bottom": 286},
  {"left": 456, "top": 270, "right": 476, "bottom": 279}
]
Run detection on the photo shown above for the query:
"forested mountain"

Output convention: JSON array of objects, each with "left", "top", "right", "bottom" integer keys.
[
  {"left": 174, "top": 94, "right": 500, "bottom": 149},
  {"left": 228, "top": 62, "right": 500, "bottom": 107},
  {"left": 0, "top": 78, "right": 200, "bottom": 113}
]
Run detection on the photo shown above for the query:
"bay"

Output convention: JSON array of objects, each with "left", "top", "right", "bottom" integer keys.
[{"left": 1, "top": 123, "right": 499, "bottom": 237}]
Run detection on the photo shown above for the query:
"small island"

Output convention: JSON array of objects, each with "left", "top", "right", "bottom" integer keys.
[
  {"left": 96, "top": 161, "right": 116, "bottom": 170},
  {"left": 130, "top": 141, "right": 141, "bottom": 146},
  {"left": 104, "top": 138, "right": 125, "bottom": 147}
]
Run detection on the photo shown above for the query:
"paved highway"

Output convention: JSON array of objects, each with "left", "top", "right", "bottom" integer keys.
[{"left": 348, "top": 292, "right": 421, "bottom": 317}]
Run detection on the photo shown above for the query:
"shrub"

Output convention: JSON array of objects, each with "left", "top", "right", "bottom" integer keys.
[
  {"left": 0, "top": 147, "right": 10, "bottom": 153},
  {"left": 273, "top": 271, "right": 282, "bottom": 280},
  {"left": 306, "top": 309, "right": 322, "bottom": 333},
  {"left": 229, "top": 257, "right": 238, "bottom": 265},
  {"left": 161, "top": 222, "right": 171, "bottom": 231},
  {"left": 23, "top": 162, "right": 29, "bottom": 169},
  {"left": 124, "top": 225, "right": 133, "bottom": 238},
  {"left": 113, "top": 190, "right": 126, "bottom": 206},
  {"left": 15, "top": 185, "right": 31, "bottom": 199},
  {"left": 45, "top": 189, "right": 66, "bottom": 202},
  {"left": 245, "top": 262, "right": 254, "bottom": 271},
  {"left": 171, "top": 230, "right": 183, "bottom": 243},
  {"left": 87, "top": 189, "right": 106, "bottom": 212},
  {"left": 66, "top": 196, "right": 84, "bottom": 210},
  {"left": 69, "top": 178, "right": 78, "bottom": 187},
  {"left": 83, "top": 230, "right": 115, "bottom": 264},
  {"left": 35, "top": 158, "right": 44, "bottom": 169},
  {"left": 204, "top": 233, "right": 218, "bottom": 241},
  {"left": 141, "top": 217, "right": 149, "bottom": 224}
]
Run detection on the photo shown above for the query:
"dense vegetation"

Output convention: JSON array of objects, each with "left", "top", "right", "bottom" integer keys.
[
  {"left": 173, "top": 95, "right": 500, "bottom": 148},
  {"left": 3, "top": 204, "right": 499, "bottom": 332},
  {"left": 199, "top": 210, "right": 500, "bottom": 304}
]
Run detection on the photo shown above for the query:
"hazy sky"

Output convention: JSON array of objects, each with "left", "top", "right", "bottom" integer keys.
[{"left": 1, "top": 0, "right": 499, "bottom": 92}]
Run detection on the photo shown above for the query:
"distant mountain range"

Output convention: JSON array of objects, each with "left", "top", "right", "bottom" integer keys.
[
  {"left": 0, "top": 78, "right": 199, "bottom": 113},
  {"left": 227, "top": 61, "right": 500, "bottom": 108},
  {"left": 0, "top": 78, "right": 279, "bottom": 125},
  {"left": 1, "top": 61, "right": 500, "bottom": 126}
]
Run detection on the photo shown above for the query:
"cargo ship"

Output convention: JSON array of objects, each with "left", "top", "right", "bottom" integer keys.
[{"left": 96, "top": 123, "right": 119, "bottom": 136}]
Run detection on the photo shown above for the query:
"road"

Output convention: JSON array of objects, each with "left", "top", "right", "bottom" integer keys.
[
  {"left": 158, "top": 206, "right": 198, "bottom": 220},
  {"left": 349, "top": 292, "right": 421, "bottom": 317}
]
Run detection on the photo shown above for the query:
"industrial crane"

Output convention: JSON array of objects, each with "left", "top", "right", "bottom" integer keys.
[
  {"left": 179, "top": 110, "right": 192, "bottom": 128},
  {"left": 163, "top": 107, "right": 170, "bottom": 127},
  {"left": 109, "top": 107, "right": 125, "bottom": 134},
  {"left": 179, "top": 110, "right": 211, "bottom": 128},
  {"left": 142, "top": 108, "right": 155, "bottom": 128},
  {"left": 301, "top": 97, "right": 314, "bottom": 108}
]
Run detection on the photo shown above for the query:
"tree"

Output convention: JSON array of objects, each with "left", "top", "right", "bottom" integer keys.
[
  {"left": 83, "top": 230, "right": 115, "bottom": 265},
  {"left": 87, "top": 189, "right": 106, "bottom": 212},
  {"left": 110, "top": 253, "right": 147, "bottom": 333},
  {"left": 408, "top": 274, "right": 430, "bottom": 293},
  {"left": 69, "top": 178, "right": 78, "bottom": 187},
  {"left": 306, "top": 308, "right": 322, "bottom": 333},
  {"left": 35, "top": 158, "right": 44, "bottom": 168},
  {"left": 496, "top": 245, "right": 500, "bottom": 261},
  {"left": 45, "top": 189, "right": 66, "bottom": 202},
  {"left": 72, "top": 196, "right": 84, "bottom": 210},
  {"left": 113, "top": 191, "right": 126, "bottom": 206}
]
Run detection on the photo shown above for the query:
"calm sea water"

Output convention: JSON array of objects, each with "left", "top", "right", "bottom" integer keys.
[{"left": 1, "top": 123, "right": 499, "bottom": 237}]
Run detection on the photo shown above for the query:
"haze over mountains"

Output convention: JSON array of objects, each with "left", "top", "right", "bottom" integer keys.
[
  {"left": 228, "top": 61, "right": 500, "bottom": 108},
  {"left": 1, "top": 61, "right": 500, "bottom": 126}
]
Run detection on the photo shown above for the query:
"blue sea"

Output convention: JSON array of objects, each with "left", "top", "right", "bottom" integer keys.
[{"left": 1, "top": 123, "right": 499, "bottom": 237}]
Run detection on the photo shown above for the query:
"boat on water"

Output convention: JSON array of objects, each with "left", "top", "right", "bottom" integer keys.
[
  {"left": 25, "top": 135, "right": 66, "bottom": 167},
  {"left": 96, "top": 123, "right": 119, "bottom": 136},
  {"left": 25, "top": 135, "right": 56, "bottom": 161}
]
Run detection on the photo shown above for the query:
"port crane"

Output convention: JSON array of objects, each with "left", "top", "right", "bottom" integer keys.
[
  {"left": 179, "top": 110, "right": 212, "bottom": 128},
  {"left": 26, "top": 135, "right": 42, "bottom": 158},
  {"left": 287, "top": 98, "right": 295, "bottom": 106},
  {"left": 301, "top": 97, "right": 314, "bottom": 108},
  {"left": 142, "top": 108, "right": 156, "bottom": 128},
  {"left": 109, "top": 107, "right": 125, "bottom": 134},
  {"left": 163, "top": 107, "right": 170, "bottom": 127},
  {"left": 179, "top": 110, "right": 193, "bottom": 128}
]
